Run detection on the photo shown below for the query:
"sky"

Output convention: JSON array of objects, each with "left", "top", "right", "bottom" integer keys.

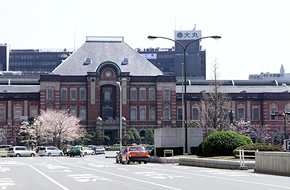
[{"left": 1, "top": 0, "right": 290, "bottom": 80}]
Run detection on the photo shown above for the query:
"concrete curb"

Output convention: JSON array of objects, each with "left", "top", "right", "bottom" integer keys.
[{"left": 148, "top": 156, "right": 255, "bottom": 170}]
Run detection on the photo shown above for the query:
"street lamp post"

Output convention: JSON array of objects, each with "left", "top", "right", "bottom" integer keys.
[
  {"left": 272, "top": 111, "right": 290, "bottom": 140},
  {"left": 148, "top": 35, "right": 221, "bottom": 153},
  {"left": 116, "top": 81, "right": 123, "bottom": 151}
]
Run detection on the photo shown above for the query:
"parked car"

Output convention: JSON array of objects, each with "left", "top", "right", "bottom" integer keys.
[
  {"left": 83, "top": 147, "right": 95, "bottom": 155},
  {"left": 105, "top": 144, "right": 125, "bottom": 151},
  {"left": 116, "top": 149, "right": 125, "bottom": 163},
  {"left": 7, "top": 146, "right": 36, "bottom": 157},
  {"left": 38, "top": 146, "right": 63, "bottom": 157},
  {"left": 121, "top": 145, "right": 149, "bottom": 164},
  {"left": 69, "top": 146, "right": 85, "bottom": 157},
  {"left": 0, "top": 145, "right": 11, "bottom": 157},
  {"left": 95, "top": 146, "right": 105, "bottom": 154}
]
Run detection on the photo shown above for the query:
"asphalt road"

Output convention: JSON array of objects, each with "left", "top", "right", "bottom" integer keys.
[{"left": 0, "top": 151, "right": 289, "bottom": 190}]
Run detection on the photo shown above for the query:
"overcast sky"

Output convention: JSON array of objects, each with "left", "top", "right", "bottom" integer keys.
[{"left": 1, "top": 0, "right": 290, "bottom": 80}]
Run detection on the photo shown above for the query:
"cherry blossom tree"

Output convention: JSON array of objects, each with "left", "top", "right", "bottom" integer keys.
[{"left": 37, "top": 110, "right": 83, "bottom": 148}]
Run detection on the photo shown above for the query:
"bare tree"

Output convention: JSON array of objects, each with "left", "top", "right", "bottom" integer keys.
[
  {"left": 202, "top": 62, "right": 232, "bottom": 131},
  {"left": 37, "top": 110, "right": 83, "bottom": 148}
]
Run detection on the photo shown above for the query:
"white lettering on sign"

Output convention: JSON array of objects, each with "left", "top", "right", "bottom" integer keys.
[
  {"left": 174, "top": 30, "right": 202, "bottom": 40},
  {"left": 141, "top": 53, "right": 157, "bottom": 59},
  {"left": 286, "top": 140, "right": 290, "bottom": 150}
]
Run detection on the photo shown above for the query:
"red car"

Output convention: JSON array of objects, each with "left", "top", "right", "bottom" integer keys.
[{"left": 121, "top": 145, "right": 149, "bottom": 164}]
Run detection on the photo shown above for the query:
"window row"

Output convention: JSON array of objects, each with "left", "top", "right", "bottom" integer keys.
[
  {"left": 130, "top": 105, "right": 171, "bottom": 121},
  {"left": 129, "top": 88, "right": 170, "bottom": 101},
  {"left": 46, "top": 88, "right": 86, "bottom": 101},
  {"left": 0, "top": 104, "right": 38, "bottom": 121}
]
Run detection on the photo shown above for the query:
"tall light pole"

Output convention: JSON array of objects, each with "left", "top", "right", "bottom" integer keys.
[
  {"left": 148, "top": 35, "right": 221, "bottom": 153},
  {"left": 116, "top": 81, "right": 122, "bottom": 151}
]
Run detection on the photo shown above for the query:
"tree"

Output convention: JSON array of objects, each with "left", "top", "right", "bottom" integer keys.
[
  {"left": 202, "top": 62, "right": 232, "bottom": 131},
  {"left": 144, "top": 129, "right": 154, "bottom": 145},
  {"left": 229, "top": 120, "right": 270, "bottom": 143},
  {"left": 123, "top": 128, "right": 141, "bottom": 144},
  {"left": 37, "top": 110, "right": 83, "bottom": 148},
  {"left": 17, "top": 121, "right": 37, "bottom": 148},
  {"left": 78, "top": 130, "right": 109, "bottom": 145}
]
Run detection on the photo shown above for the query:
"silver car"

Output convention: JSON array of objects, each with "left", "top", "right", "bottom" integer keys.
[
  {"left": 7, "top": 146, "right": 36, "bottom": 157},
  {"left": 38, "top": 146, "right": 63, "bottom": 156}
]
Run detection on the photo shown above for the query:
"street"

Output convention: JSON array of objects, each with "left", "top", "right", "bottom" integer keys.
[{"left": 0, "top": 151, "right": 289, "bottom": 190}]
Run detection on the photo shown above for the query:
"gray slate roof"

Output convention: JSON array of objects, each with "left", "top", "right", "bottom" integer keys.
[
  {"left": 52, "top": 38, "right": 163, "bottom": 76},
  {"left": 176, "top": 85, "right": 290, "bottom": 94}
]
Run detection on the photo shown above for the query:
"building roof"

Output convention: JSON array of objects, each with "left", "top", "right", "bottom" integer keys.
[
  {"left": 52, "top": 37, "right": 163, "bottom": 76},
  {"left": 0, "top": 85, "right": 40, "bottom": 93}
]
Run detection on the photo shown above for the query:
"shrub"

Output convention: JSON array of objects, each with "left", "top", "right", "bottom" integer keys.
[
  {"left": 196, "top": 141, "right": 204, "bottom": 156},
  {"left": 240, "top": 135, "right": 253, "bottom": 145},
  {"left": 202, "top": 131, "right": 249, "bottom": 157},
  {"left": 233, "top": 143, "right": 285, "bottom": 157}
]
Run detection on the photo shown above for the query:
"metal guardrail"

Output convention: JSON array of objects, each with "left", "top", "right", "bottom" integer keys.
[
  {"left": 164, "top": 149, "right": 174, "bottom": 164},
  {"left": 236, "top": 149, "right": 258, "bottom": 168}
]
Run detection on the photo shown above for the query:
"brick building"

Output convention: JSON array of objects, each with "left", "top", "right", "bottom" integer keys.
[{"left": 0, "top": 36, "right": 290, "bottom": 145}]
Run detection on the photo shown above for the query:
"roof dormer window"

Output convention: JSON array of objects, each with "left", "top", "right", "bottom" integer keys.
[{"left": 84, "top": 58, "right": 92, "bottom": 65}]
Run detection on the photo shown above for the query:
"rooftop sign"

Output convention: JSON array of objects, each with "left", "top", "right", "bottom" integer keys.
[{"left": 174, "top": 30, "right": 202, "bottom": 40}]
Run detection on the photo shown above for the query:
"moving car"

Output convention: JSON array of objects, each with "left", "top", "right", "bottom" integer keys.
[
  {"left": 0, "top": 145, "right": 11, "bottom": 157},
  {"left": 69, "top": 146, "right": 85, "bottom": 157},
  {"left": 38, "top": 146, "right": 64, "bottom": 156},
  {"left": 83, "top": 147, "right": 95, "bottom": 155},
  {"left": 7, "top": 146, "right": 36, "bottom": 157},
  {"left": 121, "top": 145, "right": 149, "bottom": 164},
  {"left": 116, "top": 149, "right": 125, "bottom": 163},
  {"left": 145, "top": 146, "right": 154, "bottom": 155},
  {"left": 95, "top": 146, "right": 105, "bottom": 154}
]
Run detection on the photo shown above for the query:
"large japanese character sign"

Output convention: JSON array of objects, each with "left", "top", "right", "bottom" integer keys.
[{"left": 175, "top": 30, "right": 202, "bottom": 40}]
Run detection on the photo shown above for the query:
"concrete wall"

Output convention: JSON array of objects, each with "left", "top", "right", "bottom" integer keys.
[
  {"left": 154, "top": 128, "right": 203, "bottom": 154},
  {"left": 255, "top": 152, "right": 290, "bottom": 176}
]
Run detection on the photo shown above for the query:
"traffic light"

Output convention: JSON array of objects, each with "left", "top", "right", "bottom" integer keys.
[{"left": 28, "top": 117, "right": 37, "bottom": 126}]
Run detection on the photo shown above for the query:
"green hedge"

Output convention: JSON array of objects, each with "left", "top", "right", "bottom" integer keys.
[
  {"left": 233, "top": 143, "right": 285, "bottom": 157},
  {"left": 202, "top": 131, "right": 250, "bottom": 157},
  {"left": 150, "top": 146, "right": 183, "bottom": 157}
]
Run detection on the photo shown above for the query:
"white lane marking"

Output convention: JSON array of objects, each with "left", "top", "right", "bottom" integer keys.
[
  {"left": 136, "top": 165, "right": 290, "bottom": 189},
  {"left": 0, "top": 167, "right": 10, "bottom": 173},
  {"left": 54, "top": 159, "right": 182, "bottom": 190},
  {"left": 134, "top": 171, "right": 189, "bottom": 180},
  {"left": 68, "top": 174, "right": 112, "bottom": 182},
  {"left": 24, "top": 164, "right": 69, "bottom": 190},
  {"left": 0, "top": 178, "right": 14, "bottom": 189}
]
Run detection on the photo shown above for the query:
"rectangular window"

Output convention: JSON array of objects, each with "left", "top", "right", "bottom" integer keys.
[
  {"left": 177, "top": 107, "right": 183, "bottom": 121},
  {"left": 130, "top": 106, "right": 137, "bottom": 121},
  {"left": 163, "top": 90, "right": 170, "bottom": 100},
  {"left": 140, "top": 106, "right": 146, "bottom": 121},
  {"left": 14, "top": 105, "right": 22, "bottom": 120},
  {"left": 60, "top": 105, "right": 68, "bottom": 111},
  {"left": 29, "top": 105, "right": 38, "bottom": 118},
  {"left": 192, "top": 107, "right": 199, "bottom": 120},
  {"left": 140, "top": 88, "right": 146, "bottom": 101},
  {"left": 270, "top": 107, "right": 277, "bottom": 120},
  {"left": 237, "top": 107, "right": 245, "bottom": 121},
  {"left": 70, "top": 88, "right": 77, "bottom": 101},
  {"left": 0, "top": 106, "right": 5, "bottom": 121},
  {"left": 80, "top": 106, "right": 86, "bottom": 121},
  {"left": 61, "top": 88, "right": 67, "bottom": 101},
  {"left": 47, "top": 89, "right": 53, "bottom": 100},
  {"left": 253, "top": 107, "right": 260, "bottom": 121},
  {"left": 80, "top": 88, "right": 86, "bottom": 101},
  {"left": 149, "top": 88, "right": 155, "bottom": 101},
  {"left": 70, "top": 105, "right": 77, "bottom": 117},
  {"left": 104, "top": 91, "right": 111, "bottom": 101},
  {"left": 130, "top": 88, "right": 137, "bottom": 101},
  {"left": 149, "top": 106, "right": 156, "bottom": 121},
  {"left": 164, "top": 107, "right": 170, "bottom": 120}
]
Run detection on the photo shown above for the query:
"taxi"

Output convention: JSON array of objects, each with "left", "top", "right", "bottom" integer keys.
[{"left": 121, "top": 145, "right": 149, "bottom": 164}]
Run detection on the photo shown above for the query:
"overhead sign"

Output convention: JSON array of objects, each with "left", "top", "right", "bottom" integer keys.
[
  {"left": 174, "top": 30, "right": 202, "bottom": 40},
  {"left": 141, "top": 53, "right": 157, "bottom": 59}
]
